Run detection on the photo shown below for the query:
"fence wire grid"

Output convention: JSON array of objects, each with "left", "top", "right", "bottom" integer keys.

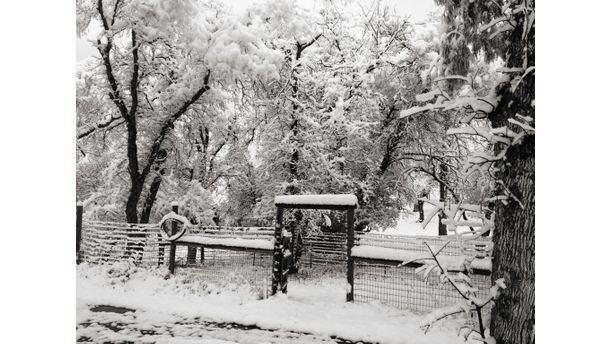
[
  {"left": 80, "top": 221, "right": 274, "bottom": 296},
  {"left": 353, "top": 260, "right": 492, "bottom": 313},
  {"left": 79, "top": 220, "right": 493, "bottom": 314},
  {"left": 352, "top": 232, "right": 493, "bottom": 313}
]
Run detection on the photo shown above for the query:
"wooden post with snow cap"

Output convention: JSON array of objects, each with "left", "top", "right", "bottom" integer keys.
[
  {"left": 76, "top": 201, "right": 83, "bottom": 264},
  {"left": 168, "top": 201, "right": 179, "bottom": 274},
  {"left": 271, "top": 206, "right": 284, "bottom": 295},
  {"left": 346, "top": 208, "right": 355, "bottom": 302}
]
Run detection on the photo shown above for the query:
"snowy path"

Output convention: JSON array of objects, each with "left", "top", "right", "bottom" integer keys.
[
  {"left": 77, "top": 262, "right": 474, "bottom": 344},
  {"left": 78, "top": 304, "right": 360, "bottom": 343}
]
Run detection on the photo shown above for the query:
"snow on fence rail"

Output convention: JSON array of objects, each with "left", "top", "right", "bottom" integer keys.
[
  {"left": 274, "top": 194, "right": 358, "bottom": 207},
  {"left": 351, "top": 232, "right": 493, "bottom": 313}
]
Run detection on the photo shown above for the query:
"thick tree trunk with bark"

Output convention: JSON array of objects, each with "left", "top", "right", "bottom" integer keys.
[
  {"left": 126, "top": 180, "right": 144, "bottom": 224},
  {"left": 490, "top": 136, "right": 535, "bottom": 344},
  {"left": 488, "top": 10, "right": 535, "bottom": 344}
]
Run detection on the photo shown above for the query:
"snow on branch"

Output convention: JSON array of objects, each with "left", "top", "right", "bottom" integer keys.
[
  {"left": 447, "top": 126, "right": 513, "bottom": 146},
  {"left": 433, "top": 75, "right": 470, "bottom": 83},
  {"left": 77, "top": 114, "right": 124, "bottom": 139},
  {"left": 488, "top": 23, "right": 515, "bottom": 40},
  {"left": 511, "top": 66, "right": 535, "bottom": 92},
  {"left": 415, "top": 89, "right": 442, "bottom": 102},
  {"left": 420, "top": 302, "right": 468, "bottom": 334},
  {"left": 414, "top": 241, "right": 505, "bottom": 341},
  {"left": 418, "top": 199, "right": 494, "bottom": 239},
  {"left": 399, "top": 83, "right": 503, "bottom": 120}
]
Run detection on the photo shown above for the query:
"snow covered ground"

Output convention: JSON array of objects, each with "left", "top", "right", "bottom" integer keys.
[
  {"left": 77, "top": 262, "right": 478, "bottom": 344},
  {"left": 378, "top": 203, "right": 479, "bottom": 236},
  {"left": 377, "top": 203, "right": 441, "bottom": 236}
]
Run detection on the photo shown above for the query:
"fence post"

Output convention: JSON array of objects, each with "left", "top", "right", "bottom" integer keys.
[
  {"left": 346, "top": 208, "right": 355, "bottom": 302},
  {"left": 271, "top": 206, "right": 283, "bottom": 295},
  {"left": 157, "top": 231, "right": 165, "bottom": 267},
  {"left": 168, "top": 201, "right": 179, "bottom": 274},
  {"left": 76, "top": 201, "right": 83, "bottom": 264}
]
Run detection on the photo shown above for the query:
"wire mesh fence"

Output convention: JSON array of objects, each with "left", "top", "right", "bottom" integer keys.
[
  {"left": 80, "top": 221, "right": 274, "bottom": 296},
  {"left": 80, "top": 221, "right": 163, "bottom": 266},
  {"left": 352, "top": 233, "right": 493, "bottom": 314},
  {"left": 79, "top": 219, "right": 493, "bottom": 314},
  {"left": 302, "top": 232, "right": 347, "bottom": 267},
  {"left": 173, "top": 246, "right": 273, "bottom": 298},
  {"left": 353, "top": 260, "right": 492, "bottom": 313}
]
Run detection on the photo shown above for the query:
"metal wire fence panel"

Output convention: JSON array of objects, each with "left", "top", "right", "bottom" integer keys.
[
  {"left": 80, "top": 220, "right": 493, "bottom": 314},
  {"left": 302, "top": 232, "right": 347, "bottom": 267},
  {"left": 80, "top": 221, "right": 164, "bottom": 266},
  {"left": 80, "top": 221, "right": 273, "bottom": 297},
  {"left": 173, "top": 247, "right": 273, "bottom": 298},
  {"left": 353, "top": 260, "right": 492, "bottom": 314},
  {"left": 352, "top": 233, "right": 493, "bottom": 314}
]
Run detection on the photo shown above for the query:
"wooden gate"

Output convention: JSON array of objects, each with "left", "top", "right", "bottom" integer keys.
[{"left": 270, "top": 194, "right": 357, "bottom": 301}]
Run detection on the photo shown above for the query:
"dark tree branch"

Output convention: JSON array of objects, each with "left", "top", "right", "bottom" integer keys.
[
  {"left": 298, "top": 33, "right": 323, "bottom": 52},
  {"left": 111, "top": 0, "right": 122, "bottom": 26},
  {"left": 129, "top": 29, "right": 139, "bottom": 118},
  {"left": 77, "top": 115, "right": 124, "bottom": 139},
  {"left": 141, "top": 70, "right": 211, "bottom": 182},
  {"left": 96, "top": 0, "right": 129, "bottom": 119}
]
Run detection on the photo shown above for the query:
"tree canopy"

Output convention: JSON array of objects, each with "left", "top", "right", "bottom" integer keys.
[{"left": 76, "top": 0, "right": 501, "bottom": 232}]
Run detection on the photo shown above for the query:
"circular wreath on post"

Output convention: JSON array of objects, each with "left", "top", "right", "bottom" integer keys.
[{"left": 158, "top": 212, "right": 190, "bottom": 241}]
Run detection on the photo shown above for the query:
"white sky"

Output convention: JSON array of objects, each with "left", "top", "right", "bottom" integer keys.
[{"left": 76, "top": 0, "right": 438, "bottom": 61}]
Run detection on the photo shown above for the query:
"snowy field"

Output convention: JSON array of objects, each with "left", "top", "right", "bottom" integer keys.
[{"left": 77, "top": 262, "right": 477, "bottom": 344}]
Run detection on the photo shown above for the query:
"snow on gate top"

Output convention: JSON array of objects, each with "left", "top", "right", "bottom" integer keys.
[{"left": 274, "top": 194, "right": 358, "bottom": 208}]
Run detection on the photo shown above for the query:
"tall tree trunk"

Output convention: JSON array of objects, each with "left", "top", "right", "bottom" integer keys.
[
  {"left": 490, "top": 136, "right": 535, "bottom": 344},
  {"left": 285, "top": 35, "right": 321, "bottom": 195},
  {"left": 126, "top": 180, "right": 144, "bottom": 224},
  {"left": 140, "top": 168, "right": 165, "bottom": 224},
  {"left": 488, "top": 10, "right": 535, "bottom": 344}
]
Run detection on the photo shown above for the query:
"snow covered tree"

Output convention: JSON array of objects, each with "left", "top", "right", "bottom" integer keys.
[
  {"left": 402, "top": 1, "right": 535, "bottom": 342},
  {"left": 76, "top": 0, "right": 281, "bottom": 223},
  {"left": 241, "top": 1, "right": 449, "bottom": 231}
]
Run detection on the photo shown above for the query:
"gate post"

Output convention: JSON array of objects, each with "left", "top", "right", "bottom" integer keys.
[
  {"left": 76, "top": 201, "right": 83, "bottom": 264},
  {"left": 271, "top": 206, "right": 283, "bottom": 295},
  {"left": 168, "top": 201, "right": 179, "bottom": 274},
  {"left": 346, "top": 208, "right": 355, "bottom": 302}
]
